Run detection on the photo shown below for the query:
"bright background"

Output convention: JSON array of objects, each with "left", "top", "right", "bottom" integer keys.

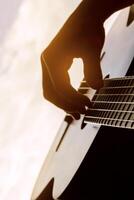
[{"left": 0, "top": 1, "right": 119, "bottom": 199}]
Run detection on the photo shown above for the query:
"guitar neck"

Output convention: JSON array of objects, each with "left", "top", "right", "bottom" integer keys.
[{"left": 81, "top": 76, "right": 134, "bottom": 129}]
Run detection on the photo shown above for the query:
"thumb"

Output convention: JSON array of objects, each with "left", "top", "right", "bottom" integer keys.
[{"left": 83, "top": 50, "right": 103, "bottom": 90}]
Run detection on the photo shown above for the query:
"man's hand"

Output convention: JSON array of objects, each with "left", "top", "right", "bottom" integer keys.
[{"left": 41, "top": 1, "right": 105, "bottom": 119}]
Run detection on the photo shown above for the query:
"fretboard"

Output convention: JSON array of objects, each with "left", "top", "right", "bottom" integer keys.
[{"left": 80, "top": 76, "right": 134, "bottom": 129}]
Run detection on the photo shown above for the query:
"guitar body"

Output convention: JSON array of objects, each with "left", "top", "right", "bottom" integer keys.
[{"left": 31, "top": 7, "right": 134, "bottom": 200}]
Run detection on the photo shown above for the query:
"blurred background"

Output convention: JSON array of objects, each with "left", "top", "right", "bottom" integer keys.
[{"left": 0, "top": 1, "right": 119, "bottom": 199}]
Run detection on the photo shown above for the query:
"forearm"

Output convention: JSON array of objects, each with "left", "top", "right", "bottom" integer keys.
[{"left": 82, "top": 0, "right": 134, "bottom": 22}]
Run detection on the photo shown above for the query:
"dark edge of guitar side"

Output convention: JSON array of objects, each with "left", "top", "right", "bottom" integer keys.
[{"left": 34, "top": 178, "right": 54, "bottom": 200}]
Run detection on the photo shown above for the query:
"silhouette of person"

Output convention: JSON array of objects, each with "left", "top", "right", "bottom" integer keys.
[
  {"left": 35, "top": 2, "right": 134, "bottom": 200},
  {"left": 41, "top": 0, "right": 134, "bottom": 118}
]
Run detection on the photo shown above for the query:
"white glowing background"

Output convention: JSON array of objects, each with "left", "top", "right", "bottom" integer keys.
[{"left": 0, "top": 1, "right": 119, "bottom": 199}]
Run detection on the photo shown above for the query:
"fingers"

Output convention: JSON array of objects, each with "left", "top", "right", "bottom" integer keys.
[
  {"left": 81, "top": 23, "right": 105, "bottom": 90},
  {"left": 41, "top": 55, "right": 91, "bottom": 115},
  {"left": 41, "top": 24, "right": 105, "bottom": 115},
  {"left": 83, "top": 49, "right": 103, "bottom": 90},
  {"left": 66, "top": 112, "right": 80, "bottom": 120},
  {"left": 53, "top": 69, "right": 91, "bottom": 106}
]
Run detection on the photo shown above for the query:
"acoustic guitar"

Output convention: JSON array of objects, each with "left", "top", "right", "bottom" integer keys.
[{"left": 31, "top": 6, "right": 134, "bottom": 200}]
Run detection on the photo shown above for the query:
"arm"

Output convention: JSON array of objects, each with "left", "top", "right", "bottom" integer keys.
[
  {"left": 41, "top": 1, "right": 134, "bottom": 118},
  {"left": 86, "top": 0, "right": 134, "bottom": 21}
]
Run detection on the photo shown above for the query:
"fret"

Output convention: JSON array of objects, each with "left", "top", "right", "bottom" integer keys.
[
  {"left": 98, "top": 86, "right": 134, "bottom": 95},
  {"left": 100, "top": 107, "right": 107, "bottom": 124},
  {"left": 110, "top": 85, "right": 123, "bottom": 125},
  {"left": 84, "top": 116, "right": 134, "bottom": 129},
  {"left": 80, "top": 86, "right": 134, "bottom": 90},
  {"left": 130, "top": 78, "right": 134, "bottom": 86},
  {"left": 112, "top": 83, "right": 124, "bottom": 125},
  {"left": 115, "top": 96, "right": 126, "bottom": 126},
  {"left": 92, "top": 101, "right": 134, "bottom": 109},
  {"left": 84, "top": 103, "right": 134, "bottom": 128},
  {"left": 119, "top": 102, "right": 133, "bottom": 128},
  {"left": 93, "top": 94, "right": 134, "bottom": 103},
  {"left": 125, "top": 78, "right": 131, "bottom": 88},
  {"left": 91, "top": 101, "right": 134, "bottom": 104},
  {"left": 87, "top": 108, "right": 134, "bottom": 114},
  {"left": 107, "top": 95, "right": 116, "bottom": 125},
  {"left": 129, "top": 112, "right": 134, "bottom": 128},
  {"left": 129, "top": 103, "right": 134, "bottom": 112},
  {"left": 130, "top": 113, "right": 134, "bottom": 121},
  {"left": 123, "top": 88, "right": 134, "bottom": 122},
  {"left": 103, "top": 104, "right": 112, "bottom": 123},
  {"left": 121, "top": 113, "right": 130, "bottom": 127},
  {"left": 98, "top": 107, "right": 103, "bottom": 124},
  {"left": 82, "top": 76, "right": 134, "bottom": 87},
  {"left": 112, "top": 103, "right": 123, "bottom": 126},
  {"left": 94, "top": 94, "right": 134, "bottom": 96},
  {"left": 118, "top": 91, "right": 131, "bottom": 127},
  {"left": 127, "top": 94, "right": 134, "bottom": 103},
  {"left": 119, "top": 101, "right": 130, "bottom": 126},
  {"left": 105, "top": 76, "right": 134, "bottom": 80},
  {"left": 82, "top": 76, "right": 134, "bottom": 129},
  {"left": 92, "top": 91, "right": 103, "bottom": 123},
  {"left": 121, "top": 103, "right": 132, "bottom": 127},
  {"left": 85, "top": 109, "right": 134, "bottom": 127},
  {"left": 126, "top": 121, "right": 133, "bottom": 129},
  {"left": 129, "top": 78, "right": 134, "bottom": 86},
  {"left": 105, "top": 79, "right": 119, "bottom": 87},
  {"left": 127, "top": 101, "right": 134, "bottom": 128},
  {"left": 104, "top": 79, "right": 134, "bottom": 88}
]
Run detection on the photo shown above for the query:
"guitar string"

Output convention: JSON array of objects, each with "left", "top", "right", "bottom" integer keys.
[
  {"left": 81, "top": 76, "right": 134, "bottom": 83},
  {"left": 79, "top": 86, "right": 134, "bottom": 89},
  {"left": 84, "top": 105, "right": 134, "bottom": 125},
  {"left": 94, "top": 94, "right": 134, "bottom": 96},
  {"left": 42, "top": 53, "right": 133, "bottom": 128},
  {"left": 84, "top": 97, "right": 134, "bottom": 121},
  {"left": 84, "top": 116, "right": 133, "bottom": 123},
  {"left": 86, "top": 108, "right": 134, "bottom": 114},
  {"left": 91, "top": 101, "right": 134, "bottom": 104},
  {"left": 84, "top": 117, "right": 134, "bottom": 129},
  {"left": 83, "top": 121, "right": 134, "bottom": 129},
  {"left": 41, "top": 55, "right": 133, "bottom": 124},
  {"left": 104, "top": 76, "right": 134, "bottom": 81},
  {"left": 82, "top": 78, "right": 134, "bottom": 126}
]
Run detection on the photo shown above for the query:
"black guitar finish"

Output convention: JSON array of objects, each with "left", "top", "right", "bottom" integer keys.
[
  {"left": 36, "top": 179, "right": 54, "bottom": 200},
  {"left": 59, "top": 57, "right": 134, "bottom": 200}
]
